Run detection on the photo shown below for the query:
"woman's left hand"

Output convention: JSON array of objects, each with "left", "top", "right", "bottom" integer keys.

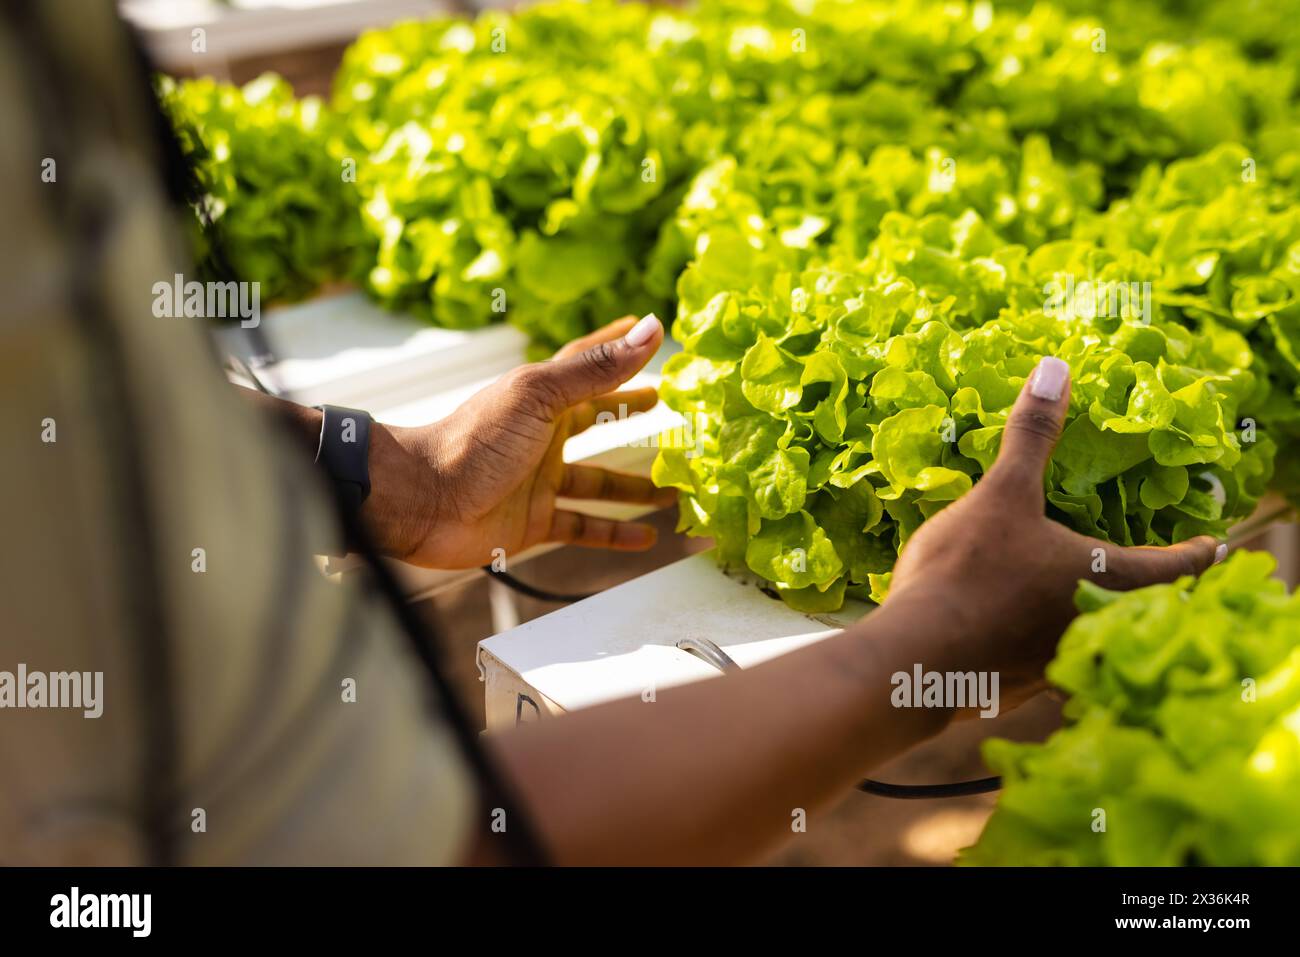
[{"left": 362, "top": 314, "right": 677, "bottom": 569}]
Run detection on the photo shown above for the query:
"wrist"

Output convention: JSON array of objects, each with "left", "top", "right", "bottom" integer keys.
[
  {"left": 816, "top": 614, "right": 949, "bottom": 749},
  {"left": 879, "top": 581, "right": 996, "bottom": 668},
  {"left": 839, "top": 584, "right": 995, "bottom": 734},
  {"left": 298, "top": 403, "right": 325, "bottom": 449},
  {"left": 360, "top": 422, "right": 439, "bottom": 560}
]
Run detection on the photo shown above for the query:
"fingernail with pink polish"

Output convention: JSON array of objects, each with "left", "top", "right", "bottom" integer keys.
[
  {"left": 1030, "top": 356, "right": 1069, "bottom": 401},
  {"left": 1215, "top": 543, "right": 1228, "bottom": 564},
  {"left": 624, "top": 313, "right": 661, "bottom": 348}
]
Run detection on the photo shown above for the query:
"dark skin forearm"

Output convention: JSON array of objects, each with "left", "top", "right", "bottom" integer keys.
[{"left": 484, "top": 588, "right": 964, "bottom": 866}]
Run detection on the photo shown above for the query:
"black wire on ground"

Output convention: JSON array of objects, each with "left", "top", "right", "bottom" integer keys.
[
  {"left": 482, "top": 566, "right": 596, "bottom": 604},
  {"left": 858, "top": 776, "right": 1002, "bottom": 799},
  {"left": 678, "top": 637, "right": 1004, "bottom": 800}
]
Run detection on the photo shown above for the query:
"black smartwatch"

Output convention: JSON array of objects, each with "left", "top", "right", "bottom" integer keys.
[{"left": 314, "top": 404, "right": 373, "bottom": 514}]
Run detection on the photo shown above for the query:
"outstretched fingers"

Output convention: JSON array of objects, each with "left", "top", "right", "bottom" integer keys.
[
  {"left": 560, "top": 464, "right": 677, "bottom": 507},
  {"left": 566, "top": 387, "right": 660, "bottom": 437},
  {"left": 548, "top": 510, "right": 658, "bottom": 550}
]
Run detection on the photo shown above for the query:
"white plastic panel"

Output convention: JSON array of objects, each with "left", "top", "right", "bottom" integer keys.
[{"left": 477, "top": 552, "right": 874, "bottom": 716}]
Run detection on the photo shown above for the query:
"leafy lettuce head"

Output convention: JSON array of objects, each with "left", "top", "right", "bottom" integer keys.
[
  {"left": 965, "top": 551, "right": 1300, "bottom": 866},
  {"left": 654, "top": 207, "right": 1274, "bottom": 611}
]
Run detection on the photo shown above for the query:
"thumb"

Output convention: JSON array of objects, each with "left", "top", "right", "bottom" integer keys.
[
  {"left": 986, "top": 356, "right": 1071, "bottom": 502},
  {"left": 525, "top": 314, "right": 663, "bottom": 414}
]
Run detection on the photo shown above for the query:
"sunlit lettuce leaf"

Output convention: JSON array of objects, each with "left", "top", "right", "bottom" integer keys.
[
  {"left": 656, "top": 208, "right": 1273, "bottom": 607},
  {"left": 965, "top": 552, "right": 1300, "bottom": 866},
  {"left": 157, "top": 74, "right": 362, "bottom": 304}
]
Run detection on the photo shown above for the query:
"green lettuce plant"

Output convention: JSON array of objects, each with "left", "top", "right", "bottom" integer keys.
[
  {"left": 158, "top": 74, "right": 359, "bottom": 305},
  {"left": 650, "top": 0, "right": 1300, "bottom": 608},
  {"left": 964, "top": 550, "right": 1300, "bottom": 866},
  {"left": 1077, "top": 144, "right": 1300, "bottom": 490},
  {"left": 328, "top": 2, "right": 702, "bottom": 349},
  {"left": 162, "top": 0, "right": 1300, "bottom": 351},
  {"left": 653, "top": 210, "right": 1275, "bottom": 610}
]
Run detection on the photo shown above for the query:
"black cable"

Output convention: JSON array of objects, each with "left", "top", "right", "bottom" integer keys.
[
  {"left": 858, "top": 776, "right": 1002, "bottom": 799},
  {"left": 678, "top": 637, "right": 1002, "bottom": 800},
  {"left": 482, "top": 566, "right": 596, "bottom": 604}
]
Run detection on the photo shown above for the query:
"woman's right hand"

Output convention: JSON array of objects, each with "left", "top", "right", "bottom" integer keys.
[{"left": 884, "top": 356, "right": 1224, "bottom": 711}]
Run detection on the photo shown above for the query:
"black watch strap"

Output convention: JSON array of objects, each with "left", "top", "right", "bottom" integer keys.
[{"left": 314, "top": 404, "right": 372, "bottom": 514}]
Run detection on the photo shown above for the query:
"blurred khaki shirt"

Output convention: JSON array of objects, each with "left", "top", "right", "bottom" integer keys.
[{"left": 0, "top": 1, "right": 473, "bottom": 864}]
